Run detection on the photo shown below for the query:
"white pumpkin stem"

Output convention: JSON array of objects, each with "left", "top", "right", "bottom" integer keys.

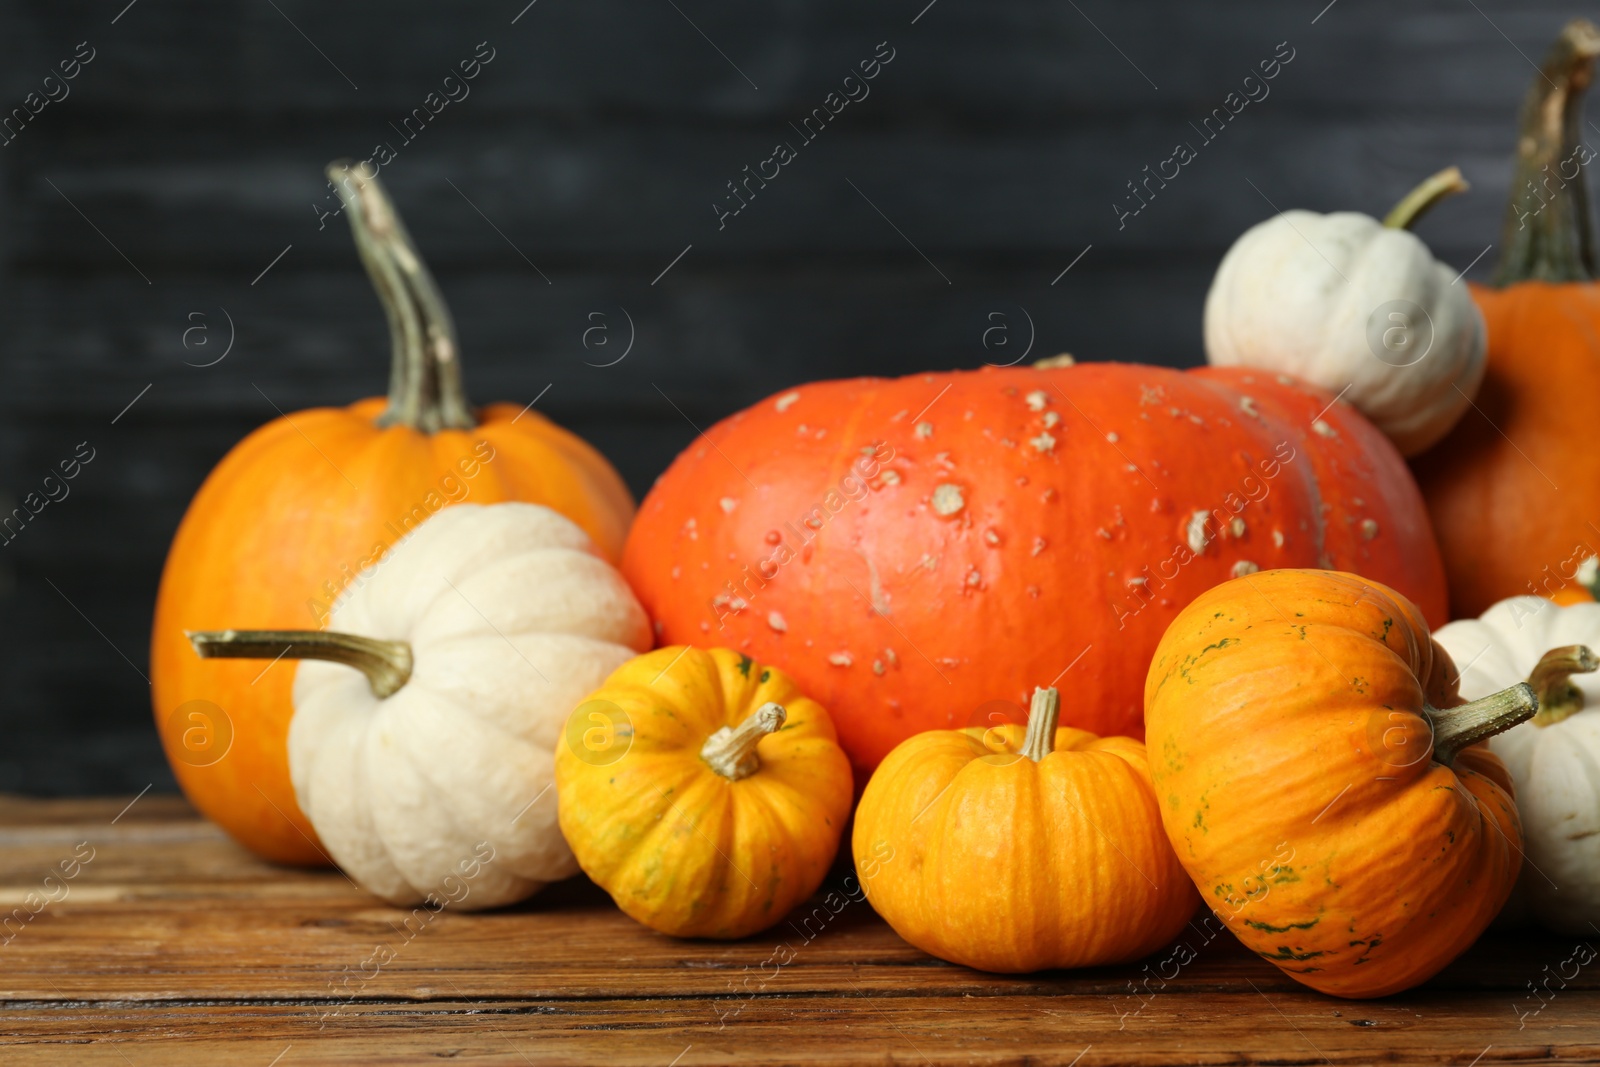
[
  {"left": 187, "top": 629, "right": 414, "bottom": 699},
  {"left": 1494, "top": 18, "right": 1600, "bottom": 284},
  {"left": 327, "top": 160, "right": 474, "bottom": 433},
  {"left": 1426, "top": 682, "right": 1538, "bottom": 766},
  {"left": 1528, "top": 644, "right": 1600, "bottom": 727},
  {"left": 701, "top": 702, "right": 786, "bottom": 780},
  {"left": 1382, "top": 166, "right": 1469, "bottom": 231},
  {"left": 1020, "top": 686, "right": 1061, "bottom": 762}
]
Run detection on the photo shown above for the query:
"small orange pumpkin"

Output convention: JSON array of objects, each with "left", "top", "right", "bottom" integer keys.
[
  {"left": 1145, "top": 568, "right": 1535, "bottom": 997},
  {"left": 555, "top": 647, "right": 853, "bottom": 939},
  {"left": 151, "top": 163, "right": 634, "bottom": 864},
  {"left": 852, "top": 687, "right": 1197, "bottom": 972}
]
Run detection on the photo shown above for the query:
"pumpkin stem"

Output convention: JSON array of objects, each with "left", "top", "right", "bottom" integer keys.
[
  {"left": 328, "top": 160, "right": 475, "bottom": 433},
  {"left": 1493, "top": 18, "right": 1600, "bottom": 285},
  {"left": 187, "top": 629, "right": 414, "bottom": 699},
  {"left": 1020, "top": 687, "right": 1060, "bottom": 762},
  {"left": 701, "top": 702, "right": 786, "bottom": 780},
  {"left": 1426, "top": 682, "right": 1538, "bottom": 766},
  {"left": 1527, "top": 644, "right": 1600, "bottom": 727},
  {"left": 1381, "top": 166, "right": 1470, "bottom": 231}
]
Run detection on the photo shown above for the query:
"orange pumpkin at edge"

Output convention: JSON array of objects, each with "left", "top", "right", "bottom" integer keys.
[
  {"left": 622, "top": 356, "right": 1448, "bottom": 781},
  {"left": 1413, "top": 18, "right": 1600, "bottom": 618},
  {"left": 151, "top": 162, "right": 634, "bottom": 865}
]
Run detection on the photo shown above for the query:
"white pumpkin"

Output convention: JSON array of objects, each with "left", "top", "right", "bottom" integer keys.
[
  {"left": 1204, "top": 167, "right": 1486, "bottom": 457},
  {"left": 191, "top": 502, "right": 651, "bottom": 909},
  {"left": 1433, "top": 596, "right": 1600, "bottom": 933}
]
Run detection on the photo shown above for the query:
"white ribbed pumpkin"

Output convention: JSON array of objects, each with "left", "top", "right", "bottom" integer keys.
[
  {"left": 1433, "top": 596, "right": 1600, "bottom": 933},
  {"left": 1204, "top": 168, "right": 1486, "bottom": 457},
  {"left": 192, "top": 502, "right": 651, "bottom": 909}
]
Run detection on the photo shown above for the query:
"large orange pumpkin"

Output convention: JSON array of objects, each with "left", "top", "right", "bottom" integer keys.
[
  {"left": 1145, "top": 569, "right": 1533, "bottom": 997},
  {"left": 623, "top": 358, "right": 1447, "bottom": 776},
  {"left": 1413, "top": 18, "right": 1600, "bottom": 617},
  {"left": 151, "top": 163, "right": 634, "bottom": 865}
]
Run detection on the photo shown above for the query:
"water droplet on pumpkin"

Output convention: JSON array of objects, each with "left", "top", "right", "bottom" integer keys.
[
  {"left": 984, "top": 528, "right": 1002, "bottom": 547},
  {"left": 828, "top": 651, "right": 853, "bottom": 667},
  {"left": 1032, "top": 537, "right": 1047, "bottom": 556},
  {"left": 774, "top": 391, "right": 800, "bottom": 412},
  {"left": 768, "top": 612, "right": 788, "bottom": 633},
  {"left": 720, "top": 497, "right": 738, "bottom": 514},
  {"left": 765, "top": 529, "right": 782, "bottom": 545},
  {"left": 1360, "top": 519, "right": 1379, "bottom": 540},
  {"left": 1231, "top": 560, "right": 1259, "bottom": 577}
]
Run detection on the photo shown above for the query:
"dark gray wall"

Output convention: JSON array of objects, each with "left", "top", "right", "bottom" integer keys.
[{"left": 0, "top": 0, "right": 1572, "bottom": 794}]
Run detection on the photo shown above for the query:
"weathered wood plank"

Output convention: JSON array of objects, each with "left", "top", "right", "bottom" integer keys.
[
  {"left": 0, "top": 799, "right": 1594, "bottom": 1065},
  {"left": 3, "top": 0, "right": 1572, "bottom": 116},
  {"left": 7, "top": 118, "right": 1513, "bottom": 272}
]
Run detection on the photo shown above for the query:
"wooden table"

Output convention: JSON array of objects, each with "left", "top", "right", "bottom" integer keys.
[{"left": 1, "top": 795, "right": 1595, "bottom": 1065}]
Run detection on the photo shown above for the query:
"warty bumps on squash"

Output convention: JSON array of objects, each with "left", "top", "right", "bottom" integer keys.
[
  {"left": 623, "top": 358, "right": 1448, "bottom": 776},
  {"left": 151, "top": 163, "right": 634, "bottom": 865}
]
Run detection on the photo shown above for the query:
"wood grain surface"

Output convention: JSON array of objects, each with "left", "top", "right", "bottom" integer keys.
[{"left": 0, "top": 796, "right": 1594, "bottom": 1065}]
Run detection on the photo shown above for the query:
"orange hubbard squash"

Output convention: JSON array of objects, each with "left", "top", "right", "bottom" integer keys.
[
  {"left": 852, "top": 686, "right": 1197, "bottom": 972},
  {"left": 623, "top": 359, "right": 1448, "bottom": 778},
  {"left": 151, "top": 163, "right": 634, "bottom": 865},
  {"left": 1414, "top": 18, "right": 1600, "bottom": 616},
  {"left": 555, "top": 647, "right": 853, "bottom": 939},
  {"left": 1145, "top": 568, "right": 1534, "bottom": 997}
]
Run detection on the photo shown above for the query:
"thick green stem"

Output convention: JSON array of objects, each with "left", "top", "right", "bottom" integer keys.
[
  {"left": 701, "top": 703, "right": 785, "bottom": 780},
  {"left": 1020, "top": 687, "right": 1060, "bottom": 762},
  {"left": 327, "top": 160, "right": 474, "bottom": 432},
  {"left": 1383, "top": 166, "right": 1470, "bottom": 231},
  {"left": 1528, "top": 644, "right": 1599, "bottom": 726},
  {"left": 1493, "top": 19, "right": 1600, "bottom": 285},
  {"left": 188, "top": 629, "right": 414, "bottom": 699},
  {"left": 1425, "top": 682, "right": 1538, "bottom": 766}
]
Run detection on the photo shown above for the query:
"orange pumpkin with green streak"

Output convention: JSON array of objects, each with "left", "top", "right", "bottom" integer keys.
[
  {"left": 555, "top": 647, "right": 853, "bottom": 939},
  {"left": 1144, "top": 568, "right": 1534, "bottom": 998}
]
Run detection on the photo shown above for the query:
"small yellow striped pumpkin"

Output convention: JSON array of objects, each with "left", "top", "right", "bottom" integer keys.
[{"left": 555, "top": 646, "right": 852, "bottom": 938}]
